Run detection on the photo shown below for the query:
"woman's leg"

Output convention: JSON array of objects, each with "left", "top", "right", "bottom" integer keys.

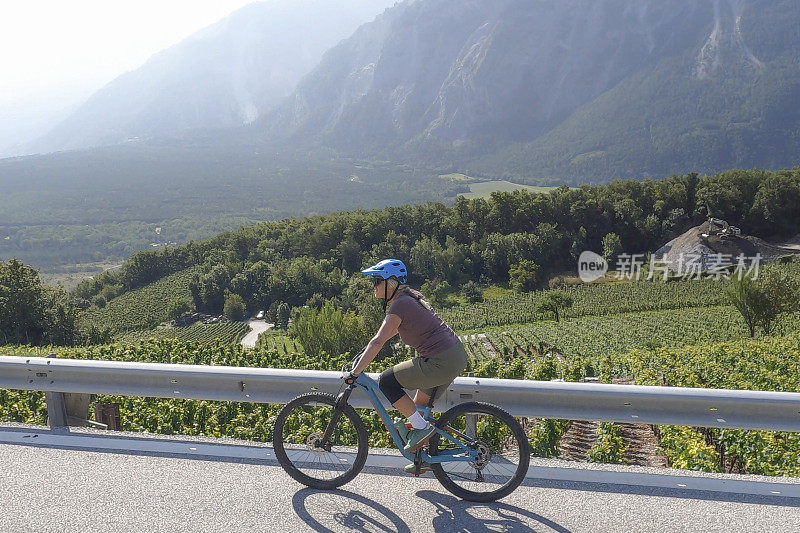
[
  {"left": 385, "top": 384, "right": 429, "bottom": 417},
  {"left": 390, "top": 389, "right": 431, "bottom": 418},
  {"left": 412, "top": 389, "right": 431, "bottom": 407},
  {"left": 391, "top": 394, "right": 418, "bottom": 417},
  {"left": 379, "top": 367, "right": 418, "bottom": 417}
]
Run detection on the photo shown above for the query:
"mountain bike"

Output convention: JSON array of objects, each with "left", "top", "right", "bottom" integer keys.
[{"left": 273, "top": 354, "right": 530, "bottom": 502}]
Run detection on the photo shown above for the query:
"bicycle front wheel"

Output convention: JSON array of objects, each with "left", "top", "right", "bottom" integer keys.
[
  {"left": 273, "top": 392, "right": 368, "bottom": 489},
  {"left": 430, "top": 402, "right": 530, "bottom": 502}
]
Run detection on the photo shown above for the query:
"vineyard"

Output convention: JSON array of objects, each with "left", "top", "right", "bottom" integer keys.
[
  {"left": 0, "top": 340, "right": 409, "bottom": 448},
  {"left": 116, "top": 321, "right": 250, "bottom": 344},
  {"left": 621, "top": 334, "right": 800, "bottom": 476},
  {"left": 2, "top": 330, "right": 800, "bottom": 476},
  {"left": 440, "top": 277, "right": 729, "bottom": 330},
  {"left": 82, "top": 266, "right": 202, "bottom": 331},
  {"left": 4, "top": 264, "right": 800, "bottom": 478},
  {"left": 255, "top": 330, "right": 302, "bottom": 353},
  {"left": 458, "top": 305, "right": 800, "bottom": 367}
]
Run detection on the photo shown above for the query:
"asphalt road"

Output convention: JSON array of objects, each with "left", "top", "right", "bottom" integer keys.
[
  {"left": 2, "top": 443, "right": 799, "bottom": 533},
  {"left": 239, "top": 320, "right": 272, "bottom": 349}
]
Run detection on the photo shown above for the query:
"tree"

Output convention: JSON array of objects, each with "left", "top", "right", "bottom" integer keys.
[
  {"left": 509, "top": 260, "right": 539, "bottom": 292},
  {"left": 751, "top": 169, "right": 800, "bottom": 236},
  {"left": 410, "top": 235, "right": 446, "bottom": 282},
  {"left": 289, "top": 302, "right": 368, "bottom": 358},
  {"left": 0, "top": 258, "right": 46, "bottom": 344},
  {"left": 602, "top": 232, "right": 623, "bottom": 267},
  {"left": 461, "top": 281, "right": 483, "bottom": 303},
  {"left": 190, "top": 264, "right": 232, "bottom": 313},
  {"left": 421, "top": 279, "right": 452, "bottom": 308},
  {"left": 167, "top": 299, "right": 193, "bottom": 321},
  {"left": 223, "top": 293, "right": 246, "bottom": 321},
  {"left": 275, "top": 302, "right": 291, "bottom": 330},
  {"left": 725, "top": 267, "right": 800, "bottom": 337},
  {"left": 537, "top": 290, "right": 574, "bottom": 322},
  {"left": 41, "top": 288, "right": 80, "bottom": 345},
  {"left": 0, "top": 258, "right": 80, "bottom": 345}
]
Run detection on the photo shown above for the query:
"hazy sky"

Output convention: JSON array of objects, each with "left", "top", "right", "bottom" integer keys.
[{"left": 1, "top": 0, "right": 257, "bottom": 106}]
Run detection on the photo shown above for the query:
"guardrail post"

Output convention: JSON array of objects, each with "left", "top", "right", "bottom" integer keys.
[
  {"left": 466, "top": 414, "right": 477, "bottom": 439},
  {"left": 44, "top": 353, "right": 69, "bottom": 432}
]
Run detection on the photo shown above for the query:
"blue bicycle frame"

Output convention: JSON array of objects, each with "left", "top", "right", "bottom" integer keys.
[{"left": 349, "top": 372, "right": 479, "bottom": 465}]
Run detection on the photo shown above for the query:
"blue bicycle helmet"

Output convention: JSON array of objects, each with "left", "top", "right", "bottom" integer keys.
[{"left": 361, "top": 259, "right": 408, "bottom": 284}]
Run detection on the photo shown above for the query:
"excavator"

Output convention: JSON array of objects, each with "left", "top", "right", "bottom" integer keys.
[{"left": 703, "top": 216, "right": 741, "bottom": 238}]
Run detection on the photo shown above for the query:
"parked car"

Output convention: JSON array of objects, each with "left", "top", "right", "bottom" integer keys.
[{"left": 256, "top": 310, "right": 265, "bottom": 320}]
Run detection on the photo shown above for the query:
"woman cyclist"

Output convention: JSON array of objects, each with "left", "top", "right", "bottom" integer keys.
[{"left": 349, "top": 259, "right": 468, "bottom": 474}]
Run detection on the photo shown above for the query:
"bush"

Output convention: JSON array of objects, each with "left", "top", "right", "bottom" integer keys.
[
  {"left": 223, "top": 294, "right": 246, "bottom": 321},
  {"left": 274, "top": 302, "right": 291, "bottom": 330},
  {"left": 508, "top": 260, "right": 539, "bottom": 292},
  {"left": 460, "top": 281, "right": 483, "bottom": 303},
  {"left": 587, "top": 422, "right": 626, "bottom": 464},
  {"left": 528, "top": 419, "right": 569, "bottom": 457},
  {"left": 658, "top": 425, "right": 722, "bottom": 472},
  {"left": 167, "top": 299, "right": 192, "bottom": 321},
  {"left": 602, "top": 232, "right": 623, "bottom": 266},
  {"left": 91, "top": 295, "right": 107, "bottom": 309}
]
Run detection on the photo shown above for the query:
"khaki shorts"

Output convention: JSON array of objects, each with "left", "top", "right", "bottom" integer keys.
[{"left": 392, "top": 341, "right": 468, "bottom": 402}]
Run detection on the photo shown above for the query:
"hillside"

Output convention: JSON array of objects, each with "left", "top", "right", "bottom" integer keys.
[
  {"left": 5, "top": 0, "right": 800, "bottom": 273},
  {"left": 3, "top": 167, "right": 800, "bottom": 479},
  {"left": 261, "top": 0, "right": 800, "bottom": 182},
  {"left": 72, "top": 167, "right": 799, "bottom": 328},
  {"left": 0, "top": 145, "right": 455, "bottom": 270}
]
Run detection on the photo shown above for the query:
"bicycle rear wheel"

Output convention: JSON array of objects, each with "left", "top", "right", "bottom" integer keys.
[
  {"left": 430, "top": 401, "right": 530, "bottom": 502},
  {"left": 273, "top": 392, "right": 368, "bottom": 489}
]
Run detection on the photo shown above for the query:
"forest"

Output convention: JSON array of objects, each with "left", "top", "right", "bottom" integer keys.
[
  {"left": 2, "top": 166, "right": 799, "bottom": 345},
  {"left": 74, "top": 167, "right": 800, "bottom": 318}
]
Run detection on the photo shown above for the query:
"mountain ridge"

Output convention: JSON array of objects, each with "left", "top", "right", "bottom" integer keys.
[
  {"left": 26, "top": 0, "right": 396, "bottom": 155},
  {"left": 258, "top": 0, "right": 800, "bottom": 182}
]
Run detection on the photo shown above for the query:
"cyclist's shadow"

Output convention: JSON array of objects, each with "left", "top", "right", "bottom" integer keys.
[
  {"left": 416, "top": 489, "right": 573, "bottom": 533},
  {"left": 291, "top": 487, "right": 571, "bottom": 532},
  {"left": 292, "top": 487, "right": 411, "bottom": 533}
]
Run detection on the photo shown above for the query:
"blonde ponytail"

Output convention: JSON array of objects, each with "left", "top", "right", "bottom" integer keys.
[{"left": 399, "top": 286, "right": 433, "bottom": 310}]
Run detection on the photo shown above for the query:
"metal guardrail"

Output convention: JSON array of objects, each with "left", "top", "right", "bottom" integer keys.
[{"left": 1, "top": 355, "right": 800, "bottom": 432}]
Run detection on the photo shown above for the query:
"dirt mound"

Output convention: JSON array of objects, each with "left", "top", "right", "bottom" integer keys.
[
  {"left": 779, "top": 233, "right": 800, "bottom": 251},
  {"left": 653, "top": 224, "right": 798, "bottom": 271}
]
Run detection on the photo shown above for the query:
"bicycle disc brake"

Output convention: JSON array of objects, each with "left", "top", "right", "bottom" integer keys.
[{"left": 306, "top": 431, "right": 329, "bottom": 455}]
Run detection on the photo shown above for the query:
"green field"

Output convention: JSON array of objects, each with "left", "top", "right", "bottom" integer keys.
[
  {"left": 440, "top": 276, "right": 730, "bottom": 331},
  {"left": 82, "top": 266, "right": 202, "bottom": 332},
  {"left": 459, "top": 180, "right": 562, "bottom": 199},
  {"left": 116, "top": 321, "right": 250, "bottom": 344},
  {"left": 460, "top": 305, "right": 800, "bottom": 365}
]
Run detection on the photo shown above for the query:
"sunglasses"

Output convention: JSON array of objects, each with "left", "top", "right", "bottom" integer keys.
[{"left": 372, "top": 277, "right": 384, "bottom": 286}]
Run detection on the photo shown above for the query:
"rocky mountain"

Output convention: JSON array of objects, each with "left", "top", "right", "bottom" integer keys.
[
  {"left": 26, "top": 0, "right": 396, "bottom": 154},
  {"left": 262, "top": 0, "right": 800, "bottom": 182}
]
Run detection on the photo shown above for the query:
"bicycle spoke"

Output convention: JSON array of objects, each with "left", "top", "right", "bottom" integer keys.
[
  {"left": 274, "top": 393, "right": 368, "bottom": 489},
  {"left": 432, "top": 405, "right": 529, "bottom": 501}
]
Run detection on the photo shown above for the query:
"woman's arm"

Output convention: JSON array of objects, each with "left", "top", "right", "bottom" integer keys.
[{"left": 351, "top": 313, "right": 401, "bottom": 375}]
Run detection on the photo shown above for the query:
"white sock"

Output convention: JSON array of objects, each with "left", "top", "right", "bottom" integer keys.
[{"left": 408, "top": 412, "right": 428, "bottom": 430}]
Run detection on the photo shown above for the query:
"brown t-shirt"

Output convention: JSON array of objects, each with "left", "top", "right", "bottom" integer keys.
[{"left": 387, "top": 293, "right": 458, "bottom": 358}]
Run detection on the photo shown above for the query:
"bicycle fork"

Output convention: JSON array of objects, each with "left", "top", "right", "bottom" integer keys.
[{"left": 317, "top": 385, "right": 355, "bottom": 451}]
